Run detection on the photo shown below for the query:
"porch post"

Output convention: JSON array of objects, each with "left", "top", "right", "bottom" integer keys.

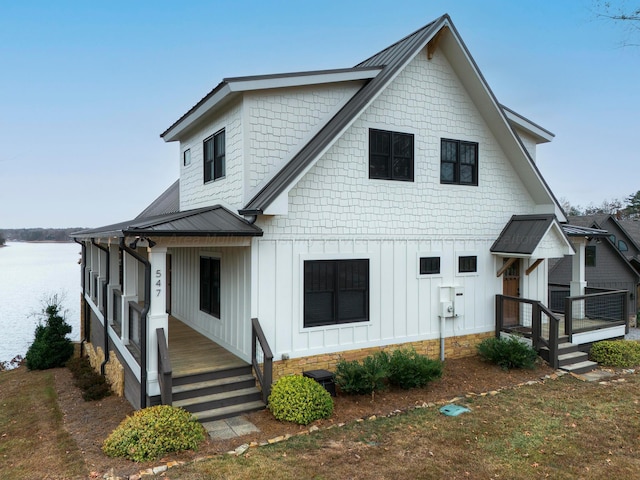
[
  {"left": 146, "top": 245, "right": 169, "bottom": 399},
  {"left": 122, "top": 249, "right": 138, "bottom": 343},
  {"left": 570, "top": 238, "right": 587, "bottom": 320}
]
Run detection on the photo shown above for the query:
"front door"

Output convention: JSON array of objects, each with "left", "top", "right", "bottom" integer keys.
[{"left": 503, "top": 258, "right": 520, "bottom": 327}]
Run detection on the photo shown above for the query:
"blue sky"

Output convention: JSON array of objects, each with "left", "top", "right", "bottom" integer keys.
[{"left": 1, "top": 0, "right": 638, "bottom": 228}]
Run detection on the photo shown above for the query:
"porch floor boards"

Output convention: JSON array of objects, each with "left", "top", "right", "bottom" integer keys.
[{"left": 168, "top": 316, "right": 247, "bottom": 377}]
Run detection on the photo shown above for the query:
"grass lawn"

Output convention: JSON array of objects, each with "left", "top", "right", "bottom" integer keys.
[
  {"left": 2, "top": 366, "right": 640, "bottom": 479},
  {"left": 0, "top": 368, "right": 86, "bottom": 480},
  {"left": 172, "top": 374, "right": 640, "bottom": 480}
]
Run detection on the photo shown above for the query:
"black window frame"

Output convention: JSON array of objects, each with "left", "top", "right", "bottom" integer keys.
[
  {"left": 369, "top": 128, "right": 414, "bottom": 181},
  {"left": 200, "top": 256, "right": 221, "bottom": 318},
  {"left": 458, "top": 255, "right": 477, "bottom": 273},
  {"left": 585, "top": 245, "right": 596, "bottom": 267},
  {"left": 304, "top": 259, "right": 370, "bottom": 328},
  {"left": 203, "top": 129, "right": 225, "bottom": 183},
  {"left": 183, "top": 148, "right": 191, "bottom": 166},
  {"left": 419, "top": 256, "right": 441, "bottom": 275},
  {"left": 440, "top": 138, "right": 478, "bottom": 186}
]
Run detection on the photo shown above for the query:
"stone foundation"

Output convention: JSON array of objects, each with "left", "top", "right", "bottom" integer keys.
[
  {"left": 272, "top": 332, "right": 493, "bottom": 380},
  {"left": 83, "top": 341, "right": 125, "bottom": 397}
]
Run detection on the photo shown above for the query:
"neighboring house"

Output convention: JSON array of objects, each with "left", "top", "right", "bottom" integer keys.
[
  {"left": 550, "top": 215, "right": 640, "bottom": 317},
  {"left": 73, "top": 14, "right": 581, "bottom": 415}
]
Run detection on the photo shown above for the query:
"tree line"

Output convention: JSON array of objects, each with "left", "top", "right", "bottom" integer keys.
[
  {"left": 561, "top": 190, "right": 640, "bottom": 218},
  {"left": 0, "top": 228, "right": 83, "bottom": 244}
]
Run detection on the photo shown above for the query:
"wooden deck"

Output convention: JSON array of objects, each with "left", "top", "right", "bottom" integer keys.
[{"left": 168, "top": 316, "right": 247, "bottom": 377}]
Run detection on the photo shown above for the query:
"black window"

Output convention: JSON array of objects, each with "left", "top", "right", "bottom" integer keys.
[
  {"left": 441, "top": 139, "right": 478, "bottom": 185},
  {"left": 204, "top": 129, "right": 225, "bottom": 183},
  {"left": 304, "top": 259, "right": 369, "bottom": 328},
  {"left": 183, "top": 148, "right": 191, "bottom": 166},
  {"left": 369, "top": 129, "right": 414, "bottom": 181},
  {"left": 585, "top": 245, "right": 596, "bottom": 267},
  {"left": 458, "top": 256, "right": 477, "bottom": 273},
  {"left": 420, "top": 257, "right": 440, "bottom": 275},
  {"left": 200, "top": 256, "right": 220, "bottom": 318}
]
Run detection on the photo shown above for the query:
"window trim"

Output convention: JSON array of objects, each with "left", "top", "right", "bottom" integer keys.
[
  {"left": 199, "top": 254, "right": 221, "bottom": 319},
  {"left": 419, "top": 256, "right": 441, "bottom": 275},
  {"left": 368, "top": 128, "right": 414, "bottom": 182},
  {"left": 183, "top": 148, "right": 191, "bottom": 166},
  {"left": 440, "top": 138, "right": 479, "bottom": 186},
  {"left": 457, "top": 255, "right": 478, "bottom": 274},
  {"left": 303, "top": 258, "right": 370, "bottom": 329},
  {"left": 203, "top": 129, "right": 225, "bottom": 183}
]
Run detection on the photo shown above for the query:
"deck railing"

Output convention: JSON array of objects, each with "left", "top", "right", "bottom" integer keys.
[
  {"left": 564, "top": 289, "right": 628, "bottom": 336},
  {"left": 112, "top": 289, "right": 122, "bottom": 335},
  {"left": 251, "top": 317, "right": 273, "bottom": 404},
  {"left": 156, "top": 328, "right": 172, "bottom": 406},
  {"left": 128, "top": 301, "right": 143, "bottom": 356},
  {"left": 496, "top": 294, "right": 561, "bottom": 368}
]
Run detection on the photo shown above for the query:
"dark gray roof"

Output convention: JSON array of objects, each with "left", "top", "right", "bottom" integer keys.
[
  {"left": 136, "top": 180, "right": 180, "bottom": 219},
  {"left": 491, "top": 214, "right": 557, "bottom": 254},
  {"left": 239, "top": 15, "right": 445, "bottom": 214},
  {"left": 566, "top": 214, "right": 611, "bottom": 228},
  {"left": 617, "top": 218, "right": 640, "bottom": 246},
  {"left": 71, "top": 205, "right": 262, "bottom": 239}
]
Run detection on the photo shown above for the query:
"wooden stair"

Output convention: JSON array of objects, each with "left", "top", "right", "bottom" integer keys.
[
  {"left": 172, "top": 365, "right": 265, "bottom": 422},
  {"left": 539, "top": 336, "right": 598, "bottom": 374}
]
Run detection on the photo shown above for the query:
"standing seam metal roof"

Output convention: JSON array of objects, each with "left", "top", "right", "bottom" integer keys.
[
  {"left": 491, "top": 214, "right": 558, "bottom": 255},
  {"left": 239, "top": 15, "right": 444, "bottom": 214}
]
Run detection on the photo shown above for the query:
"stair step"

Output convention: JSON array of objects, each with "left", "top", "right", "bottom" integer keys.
[
  {"left": 192, "top": 400, "right": 266, "bottom": 423},
  {"left": 557, "top": 342, "right": 580, "bottom": 353},
  {"left": 557, "top": 351, "right": 588, "bottom": 367},
  {"left": 172, "top": 365, "right": 253, "bottom": 387},
  {"left": 172, "top": 374, "right": 256, "bottom": 400},
  {"left": 174, "top": 387, "right": 262, "bottom": 413},
  {"left": 560, "top": 360, "right": 598, "bottom": 375}
]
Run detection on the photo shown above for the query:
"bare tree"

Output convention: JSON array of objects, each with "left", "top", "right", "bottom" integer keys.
[{"left": 594, "top": 1, "right": 640, "bottom": 46}]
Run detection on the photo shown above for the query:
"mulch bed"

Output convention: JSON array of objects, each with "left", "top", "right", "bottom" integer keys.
[{"left": 53, "top": 355, "right": 554, "bottom": 478}]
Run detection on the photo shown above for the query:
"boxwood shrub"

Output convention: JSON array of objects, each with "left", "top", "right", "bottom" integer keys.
[
  {"left": 103, "top": 405, "right": 205, "bottom": 462},
  {"left": 334, "top": 352, "right": 389, "bottom": 396},
  {"left": 387, "top": 347, "right": 443, "bottom": 389},
  {"left": 590, "top": 340, "right": 640, "bottom": 368},
  {"left": 268, "top": 375, "right": 334, "bottom": 425},
  {"left": 477, "top": 335, "right": 538, "bottom": 370}
]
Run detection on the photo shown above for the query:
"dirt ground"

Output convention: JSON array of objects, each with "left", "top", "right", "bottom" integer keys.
[{"left": 53, "top": 356, "right": 554, "bottom": 478}]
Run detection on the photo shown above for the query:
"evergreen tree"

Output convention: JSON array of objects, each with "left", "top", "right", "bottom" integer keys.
[{"left": 25, "top": 298, "right": 74, "bottom": 370}]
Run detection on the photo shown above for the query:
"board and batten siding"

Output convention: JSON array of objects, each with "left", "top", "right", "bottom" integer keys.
[
  {"left": 169, "top": 247, "right": 252, "bottom": 362},
  {"left": 252, "top": 237, "right": 548, "bottom": 361}
]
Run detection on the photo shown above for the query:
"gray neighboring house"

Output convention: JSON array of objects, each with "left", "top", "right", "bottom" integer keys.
[{"left": 550, "top": 214, "right": 640, "bottom": 317}]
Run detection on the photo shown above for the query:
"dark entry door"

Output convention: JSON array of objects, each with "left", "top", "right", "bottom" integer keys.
[{"left": 503, "top": 258, "right": 520, "bottom": 326}]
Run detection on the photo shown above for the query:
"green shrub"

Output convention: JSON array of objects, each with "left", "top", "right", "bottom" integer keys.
[
  {"left": 476, "top": 335, "right": 538, "bottom": 370},
  {"left": 66, "top": 356, "right": 112, "bottom": 401},
  {"left": 25, "top": 298, "right": 74, "bottom": 370},
  {"left": 334, "top": 352, "right": 389, "bottom": 398},
  {"left": 103, "top": 405, "right": 205, "bottom": 462},
  {"left": 387, "top": 348, "right": 443, "bottom": 389},
  {"left": 590, "top": 340, "right": 640, "bottom": 368},
  {"left": 268, "top": 375, "right": 334, "bottom": 425}
]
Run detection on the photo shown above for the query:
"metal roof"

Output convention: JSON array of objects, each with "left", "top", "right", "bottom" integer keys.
[
  {"left": 239, "top": 15, "right": 444, "bottom": 214},
  {"left": 561, "top": 224, "right": 609, "bottom": 238},
  {"left": 491, "top": 214, "right": 558, "bottom": 254},
  {"left": 71, "top": 205, "right": 262, "bottom": 239},
  {"left": 136, "top": 180, "right": 180, "bottom": 219}
]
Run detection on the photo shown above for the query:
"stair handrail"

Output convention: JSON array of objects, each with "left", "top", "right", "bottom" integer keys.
[
  {"left": 156, "top": 327, "right": 172, "bottom": 406},
  {"left": 251, "top": 317, "right": 273, "bottom": 404},
  {"left": 538, "top": 302, "right": 560, "bottom": 369}
]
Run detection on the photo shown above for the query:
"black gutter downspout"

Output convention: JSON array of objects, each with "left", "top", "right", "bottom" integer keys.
[
  {"left": 73, "top": 238, "right": 88, "bottom": 357},
  {"left": 91, "top": 239, "right": 110, "bottom": 375},
  {"left": 120, "top": 238, "right": 151, "bottom": 409}
]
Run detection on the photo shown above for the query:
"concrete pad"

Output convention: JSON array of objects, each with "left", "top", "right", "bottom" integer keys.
[
  {"left": 574, "top": 369, "right": 614, "bottom": 382},
  {"left": 202, "top": 416, "right": 260, "bottom": 440}
]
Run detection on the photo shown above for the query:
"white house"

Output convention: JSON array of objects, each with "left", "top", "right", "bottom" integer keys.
[{"left": 73, "top": 14, "right": 580, "bottom": 418}]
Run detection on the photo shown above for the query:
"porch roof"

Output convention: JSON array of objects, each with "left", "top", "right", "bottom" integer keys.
[
  {"left": 561, "top": 224, "right": 609, "bottom": 238},
  {"left": 70, "top": 205, "right": 263, "bottom": 239},
  {"left": 490, "top": 214, "right": 573, "bottom": 258}
]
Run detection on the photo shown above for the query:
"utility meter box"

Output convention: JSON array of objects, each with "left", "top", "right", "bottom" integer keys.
[{"left": 439, "top": 301, "right": 454, "bottom": 318}]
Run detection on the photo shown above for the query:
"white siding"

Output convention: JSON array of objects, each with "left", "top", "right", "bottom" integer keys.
[
  {"left": 169, "top": 247, "right": 251, "bottom": 361},
  {"left": 254, "top": 237, "right": 506, "bottom": 360},
  {"left": 514, "top": 127, "right": 538, "bottom": 162},
  {"left": 179, "top": 99, "right": 244, "bottom": 211}
]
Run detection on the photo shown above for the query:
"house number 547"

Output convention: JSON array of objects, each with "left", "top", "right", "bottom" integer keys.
[{"left": 156, "top": 269, "right": 162, "bottom": 296}]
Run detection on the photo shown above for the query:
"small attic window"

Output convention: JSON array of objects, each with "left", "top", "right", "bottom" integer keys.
[
  {"left": 183, "top": 148, "right": 191, "bottom": 166},
  {"left": 618, "top": 240, "right": 629, "bottom": 252}
]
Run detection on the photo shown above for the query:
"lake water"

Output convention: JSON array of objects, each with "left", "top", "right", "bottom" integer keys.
[{"left": 0, "top": 242, "right": 81, "bottom": 364}]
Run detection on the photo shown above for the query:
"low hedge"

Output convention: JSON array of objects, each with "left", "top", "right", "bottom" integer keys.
[
  {"left": 477, "top": 335, "right": 538, "bottom": 370},
  {"left": 268, "top": 375, "right": 334, "bottom": 425},
  {"left": 590, "top": 340, "right": 640, "bottom": 368}
]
